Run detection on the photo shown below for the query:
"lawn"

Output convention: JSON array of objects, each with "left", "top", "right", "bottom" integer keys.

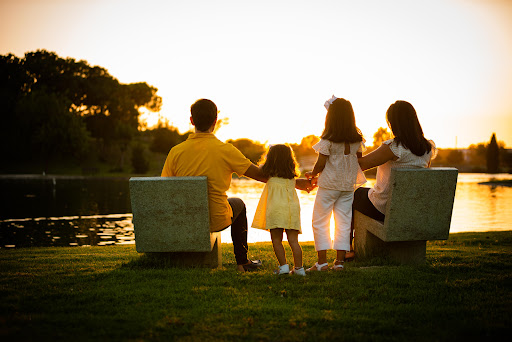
[{"left": 1, "top": 231, "right": 511, "bottom": 341}]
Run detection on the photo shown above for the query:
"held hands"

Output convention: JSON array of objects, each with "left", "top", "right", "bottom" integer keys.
[
  {"left": 295, "top": 178, "right": 316, "bottom": 193},
  {"left": 304, "top": 171, "right": 319, "bottom": 188}
]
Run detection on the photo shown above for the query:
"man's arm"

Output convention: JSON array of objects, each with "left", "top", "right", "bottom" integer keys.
[
  {"left": 243, "top": 164, "right": 268, "bottom": 183},
  {"left": 244, "top": 164, "right": 312, "bottom": 192}
]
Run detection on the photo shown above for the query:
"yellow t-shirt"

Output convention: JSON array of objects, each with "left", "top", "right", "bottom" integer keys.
[{"left": 161, "top": 133, "right": 253, "bottom": 232}]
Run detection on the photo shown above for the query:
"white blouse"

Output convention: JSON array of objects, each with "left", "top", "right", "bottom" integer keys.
[
  {"left": 368, "top": 139, "right": 437, "bottom": 214},
  {"left": 313, "top": 139, "right": 367, "bottom": 191}
]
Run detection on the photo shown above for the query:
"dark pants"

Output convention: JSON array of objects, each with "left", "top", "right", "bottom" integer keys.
[
  {"left": 350, "top": 187, "right": 385, "bottom": 246},
  {"left": 221, "top": 197, "right": 249, "bottom": 265}
]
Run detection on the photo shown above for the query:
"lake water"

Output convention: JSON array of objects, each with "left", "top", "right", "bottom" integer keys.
[{"left": 0, "top": 173, "right": 511, "bottom": 248}]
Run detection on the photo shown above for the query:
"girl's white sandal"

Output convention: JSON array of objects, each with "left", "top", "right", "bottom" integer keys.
[
  {"left": 331, "top": 260, "right": 344, "bottom": 271},
  {"left": 306, "top": 262, "right": 329, "bottom": 272}
]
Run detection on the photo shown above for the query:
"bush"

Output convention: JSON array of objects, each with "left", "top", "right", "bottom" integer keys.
[{"left": 131, "top": 144, "right": 149, "bottom": 174}]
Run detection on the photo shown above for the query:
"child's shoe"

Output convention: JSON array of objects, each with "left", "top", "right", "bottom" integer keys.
[
  {"left": 331, "top": 259, "right": 344, "bottom": 271},
  {"left": 290, "top": 267, "right": 306, "bottom": 276},
  {"left": 306, "top": 262, "right": 329, "bottom": 272},
  {"left": 273, "top": 264, "right": 290, "bottom": 275}
]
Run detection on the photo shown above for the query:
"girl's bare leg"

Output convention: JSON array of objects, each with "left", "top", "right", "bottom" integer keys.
[
  {"left": 317, "top": 250, "right": 328, "bottom": 265},
  {"left": 270, "top": 228, "right": 287, "bottom": 266},
  {"left": 336, "top": 250, "right": 346, "bottom": 264},
  {"left": 285, "top": 230, "right": 303, "bottom": 268}
]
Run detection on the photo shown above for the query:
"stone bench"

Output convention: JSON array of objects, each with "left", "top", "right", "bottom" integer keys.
[
  {"left": 129, "top": 176, "right": 221, "bottom": 268},
  {"left": 354, "top": 167, "right": 458, "bottom": 264}
]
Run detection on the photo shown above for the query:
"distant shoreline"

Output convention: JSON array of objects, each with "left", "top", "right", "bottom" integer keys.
[
  {"left": 0, "top": 171, "right": 511, "bottom": 181},
  {"left": 478, "top": 179, "right": 512, "bottom": 187},
  {"left": 0, "top": 174, "right": 130, "bottom": 180}
]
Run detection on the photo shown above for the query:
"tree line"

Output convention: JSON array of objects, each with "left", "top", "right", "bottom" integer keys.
[
  {"left": 0, "top": 50, "right": 161, "bottom": 173},
  {"left": 1, "top": 50, "right": 509, "bottom": 175}
]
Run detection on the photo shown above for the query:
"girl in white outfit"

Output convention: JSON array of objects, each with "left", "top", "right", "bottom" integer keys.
[{"left": 305, "top": 96, "right": 366, "bottom": 271}]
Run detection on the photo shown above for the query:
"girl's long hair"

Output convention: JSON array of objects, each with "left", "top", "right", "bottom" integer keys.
[
  {"left": 386, "top": 101, "right": 432, "bottom": 156},
  {"left": 321, "top": 98, "right": 363, "bottom": 143},
  {"left": 260, "top": 144, "right": 300, "bottom": 179}
]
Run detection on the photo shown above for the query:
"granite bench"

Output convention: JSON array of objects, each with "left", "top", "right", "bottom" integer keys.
[
  {"left": 129, "top": 176, "right": 221, "bottom": 268},
  {"left": 354, "top": 167, "right": 458, "bottom": 264}
]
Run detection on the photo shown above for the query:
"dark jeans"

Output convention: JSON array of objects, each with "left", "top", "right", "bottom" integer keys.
[
  {"left": 220, "top": 197, "right": 249, "bottom": 265},
  {"left": 350, "top": 187, "right": 385, "bottom": 246},
  {"left": 353, "top": 187, "right": 385, "bottom": 222}
]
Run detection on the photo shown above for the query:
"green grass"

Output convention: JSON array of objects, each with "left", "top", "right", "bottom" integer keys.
[{"left": 1, "top": 231, "right": 511, "bottom": 341}]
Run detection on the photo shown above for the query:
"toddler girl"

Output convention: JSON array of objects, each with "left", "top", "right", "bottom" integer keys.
[
  {"left": 306, "top": 96, "right": 366, "bottom": 271},
  {"left": 252, "top": 144, "right": 305, "bottom": 276}
]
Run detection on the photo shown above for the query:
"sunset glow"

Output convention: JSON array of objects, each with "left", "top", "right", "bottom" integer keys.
[{"left": 1, "top": 0, "right": 511, "bottom": 148}]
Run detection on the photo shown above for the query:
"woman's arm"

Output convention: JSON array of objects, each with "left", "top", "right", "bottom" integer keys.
[{"left": 358, "top": 144, "right": 397, "bottom": 171}]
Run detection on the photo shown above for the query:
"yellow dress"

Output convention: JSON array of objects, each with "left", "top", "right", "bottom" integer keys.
[{"left": 251, "top": 177, "right": 301, "bottom": 233}]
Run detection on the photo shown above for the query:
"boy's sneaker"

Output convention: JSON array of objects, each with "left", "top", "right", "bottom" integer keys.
[
  {"left": 290, "top": 267, "right": 306, "bottom": 276},
  {"left": 273, "top": 264, "right": 290, "bottom": 275}
]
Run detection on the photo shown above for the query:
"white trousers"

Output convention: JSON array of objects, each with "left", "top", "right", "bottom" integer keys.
[{"left": 312, "top": 187, "right": 354, "bottom": 251}]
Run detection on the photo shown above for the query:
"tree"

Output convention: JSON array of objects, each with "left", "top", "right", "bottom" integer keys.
[
  {"left": 290, "top": 135, "right": 320, "bottom": 157},
  {"left": 227, "top": 139, "right": 266, "bottom": 164},
  {"left": 446, "top": 149, "right": 464, "bottom": 165},
  {"left": 372, "top": 127, "right": 391, "bottom": 147},
  {"left": 486, "top": 133, "right": 500, "bottom": 173},
  {"left": 149, "top": 124, "right": 190, "bottom": 154},
  {"left": 13, "top": 89, "right": 91, "bottom": 170},
  {"left": 131, "top": 144, "right": 149, "bottom": 174},
  {"left": 0, "top": 50, "right": 162, "bottom": 168}
]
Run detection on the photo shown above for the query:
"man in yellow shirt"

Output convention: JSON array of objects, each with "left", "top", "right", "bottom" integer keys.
[{"left": 161, "top": 99, "right": 268, "bottom": 271}]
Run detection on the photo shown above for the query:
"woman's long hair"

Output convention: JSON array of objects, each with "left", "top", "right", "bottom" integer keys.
[
  {"left": 260, "top": 144, "right": 300, "bottom": 179},
  {"left": 386, "top": 101, "right": 432, "bottom": 156},
  {"left": 321, "top": 98, "right": 363, "bottom": 143}
]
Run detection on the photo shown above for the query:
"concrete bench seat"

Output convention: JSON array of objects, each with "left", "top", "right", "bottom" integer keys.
[
  {"left": 354, "top": 167, "right": 458, "bottom": 264},
  {"left": 129, "top": 176, "right": 221, "bottom": 267}
]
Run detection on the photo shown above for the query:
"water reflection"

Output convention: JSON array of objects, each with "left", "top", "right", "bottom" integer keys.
[
  {"left": 0, "top": 176, "right": 131, "bottom": 219},
  {"left": 0, "top": 215, "right": 134, "bottom": 248},
  {"left": 451, "top": 176, "right": 512, "bottom": 233},
  {"left": 0, "top": 173, "right": 511, "bottom": 248}
]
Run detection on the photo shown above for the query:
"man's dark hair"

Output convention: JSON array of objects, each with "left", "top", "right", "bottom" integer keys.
[{"left": 191, "top": 99, "right": 217, "bottom": 132}]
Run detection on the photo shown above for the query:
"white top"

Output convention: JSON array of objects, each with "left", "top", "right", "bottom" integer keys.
[
  {"left": 313, "top": 139, "right": 367, "bottom": 191},
  {"left": 368, "top": 139, "right": 437, "bottom": 214}
]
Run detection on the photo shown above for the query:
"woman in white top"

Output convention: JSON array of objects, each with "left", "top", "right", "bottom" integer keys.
[{"left": 349, "top": 101, "right": 437, "bottom": 258}]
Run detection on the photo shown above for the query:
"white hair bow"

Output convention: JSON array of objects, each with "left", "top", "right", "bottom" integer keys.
[{"left": 324, "top": 95, "right": 338, "bottom": 110}]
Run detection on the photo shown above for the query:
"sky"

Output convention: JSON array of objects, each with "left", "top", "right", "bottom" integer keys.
[{"left": 1, "top": 0, "right": 511, "bottom": 148}]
